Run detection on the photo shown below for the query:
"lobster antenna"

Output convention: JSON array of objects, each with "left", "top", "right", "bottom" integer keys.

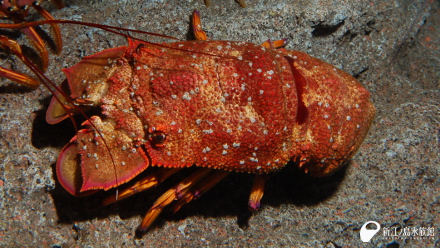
[{"left": 1, "top": 19, "right": 245, "bottom": 61}]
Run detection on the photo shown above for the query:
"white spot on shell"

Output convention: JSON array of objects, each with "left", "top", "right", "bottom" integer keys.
[
  {"left": 203, "top": 129, "right": 214, "bottom": 134},
  {"left": 182, "top": 92, "right": 191, "bottom": 101},
  {"left": 250, "top": 157, "right": 259, "bottom": 162}
]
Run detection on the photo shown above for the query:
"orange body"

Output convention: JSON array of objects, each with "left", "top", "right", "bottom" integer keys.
[{"left": 50, "top": 38, "right": 374, "bottom": 195}]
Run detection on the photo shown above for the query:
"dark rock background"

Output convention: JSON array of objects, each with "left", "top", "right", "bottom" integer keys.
[{"left": 1, "top": 0, "right": 438, "bottom": 246}]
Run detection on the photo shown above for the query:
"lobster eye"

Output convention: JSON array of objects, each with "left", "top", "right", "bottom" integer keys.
[{"left": 149, "top": 131, "right": 166, "bottom": 148}]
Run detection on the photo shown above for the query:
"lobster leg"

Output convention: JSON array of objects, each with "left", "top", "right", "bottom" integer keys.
[
  {"left": 101, "top": 168, "right": 182, "bottom": 206},
  {"left": 0, "top": 35, "right": 40, "bottom": 87},
  {"left": 0, "top": 67, "right": 40, "bottom": 88},
  {"left": 139, "top": 168, "right": 213, "bottom": 231},
  {"left": 5, "top": 11, "right": 50, "bottom": 71},
  {"left": 248, "top": 175, "right": 266, "bottom": 211},
  {"left": 1, "top": 0, "right": 65, "bottom": 71},
  {"left": 33, "top": 4, "right": 63, "bottom": 54},
  {"left": 172, "top": 170, "right": 229, "bottom": 213},
  {"left": 192, "top": 10, "right": 208, "bottom": 41},
  {"left": 261, "top": 39, "right": 289, "bottom": 49}
]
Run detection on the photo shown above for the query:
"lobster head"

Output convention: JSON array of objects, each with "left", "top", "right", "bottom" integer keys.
[{"left": 46, "top": 44, "right": 152, "bottom": 196}]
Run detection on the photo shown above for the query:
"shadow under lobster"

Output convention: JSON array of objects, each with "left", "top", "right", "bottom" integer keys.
[{"left": 47, "top": 156, "right": 347, "bottom": 235}]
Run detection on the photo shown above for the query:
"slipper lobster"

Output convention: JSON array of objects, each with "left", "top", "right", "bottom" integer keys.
[{"left": 0, "top": 10, "right": 375, "bottom": 231}]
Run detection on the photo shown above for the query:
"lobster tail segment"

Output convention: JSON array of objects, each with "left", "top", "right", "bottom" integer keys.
[{"left": 283, "top": 50, "right": 375, "bottom": 177}]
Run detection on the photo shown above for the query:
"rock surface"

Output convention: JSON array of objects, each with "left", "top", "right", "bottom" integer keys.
[{"left": 0, "top": 0, "right": 438, "bottom": 246}]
